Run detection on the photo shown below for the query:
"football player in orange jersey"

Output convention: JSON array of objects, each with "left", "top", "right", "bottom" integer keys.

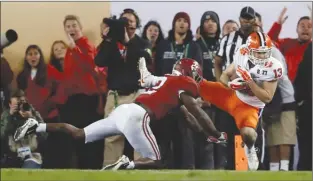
[{"left": 193, "top": 31, "right": 284, "bottom": 170}]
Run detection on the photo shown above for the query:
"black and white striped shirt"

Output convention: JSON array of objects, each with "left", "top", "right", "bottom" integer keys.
[{"left": 216, "top": 31, "right": 248, "bottom": 68}]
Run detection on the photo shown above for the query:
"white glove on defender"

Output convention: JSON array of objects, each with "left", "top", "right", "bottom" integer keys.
[{"left": 138, "top": 57, "right": 152, "bottom": 87}]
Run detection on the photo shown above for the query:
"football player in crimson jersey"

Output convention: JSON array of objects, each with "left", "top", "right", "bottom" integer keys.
[
  {"left": 13, "top": 58, "right": 226, "bottom": 170},
  {"left": 194, "top": 31, "right": 284, "bottom": 170}
]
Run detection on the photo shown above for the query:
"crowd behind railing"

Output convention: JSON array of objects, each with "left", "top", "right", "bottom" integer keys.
[{"left": 0, "top": 5, "right": 311, "bottom": 171}]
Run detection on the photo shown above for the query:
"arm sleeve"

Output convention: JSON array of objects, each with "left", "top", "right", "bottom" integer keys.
[
  {"left": 70, "top": 39, "right": 96, "bottom": 72},
  {"left": 94, "top": 39, "right": 114, "bottom": 67}
]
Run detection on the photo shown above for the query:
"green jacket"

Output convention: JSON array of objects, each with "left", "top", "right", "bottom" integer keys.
[{"left": 0, "top": 109, "right": 48, "bottom": 163}]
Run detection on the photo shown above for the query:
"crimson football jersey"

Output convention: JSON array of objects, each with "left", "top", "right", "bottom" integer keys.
[{"left": 135, "top": 75, "right": 198, "bottom": 120}]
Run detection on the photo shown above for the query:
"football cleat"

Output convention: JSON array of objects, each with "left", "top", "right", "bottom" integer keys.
[
  {"left": 245, "top": 145, "right": 259, "bottom": 171},
  {"left": 14, "top": 118, "right": 38, "bottom": 142},
  {"left": 101, "top": 155, "right": 130, "bottom": 170}
]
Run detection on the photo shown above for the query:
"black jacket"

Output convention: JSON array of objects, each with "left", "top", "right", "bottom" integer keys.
[
  {"left": 95, "top": 35, "right": 151, "bottom": 93},
  {"left": 155, "top": 30, "right": 203, "bottom": 76},
  {"left": 294, "top": 42, "right": 312, "bottom": 103},
  {"left": 196, "top": 37, "right": 220, "bottom": 81}
]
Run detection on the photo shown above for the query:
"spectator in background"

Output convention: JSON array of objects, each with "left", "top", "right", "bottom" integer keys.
[
  {"left": 195, "top": 10, "right": 221, "bottom": 169},
  {"left": 268, "top": 7, "right": 312, "bottom": 82},
  {"left": 16, "top": 45, "right": 65, "bottom": 169},
  {"left": 256, "top": 13, "right": 297, "bottom": 171},
  {"left": 154, "top": 11, "right": 202, "bottom": 169},
  {"left": 0, "top": 54, "right": 14, "bottom": 115},
  {"left": 142, "top": 20, "right": 165, "bottom": 74},
  {"left": 155, "top": 12, "right": 202, "bottom": 75},
  {"left": 49, "top": 40, "right": 67, "bottom": 72},
  {"left": 294, "top": 42, "right": 312, "bottom": 171},
  {"left": 221, "top": 20, "right": 239, "bottom": 37},
  {"left": 48, "top": 40, "right": 78, "bottom": 168},
  {"left": 95, "top": 8, "right": 152, "bottom": 167},
  {"left": 0, "top": 89, "right": 47, "bottom": 169},
  {"left": 61, "top": 15, "right": 104, "bottom": 169}
]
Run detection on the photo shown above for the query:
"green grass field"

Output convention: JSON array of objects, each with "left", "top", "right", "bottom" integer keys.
[{"left": 1, "top": 169, "right": 312, "bottom": 181}]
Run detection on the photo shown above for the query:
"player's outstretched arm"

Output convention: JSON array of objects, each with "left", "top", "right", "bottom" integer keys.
[
  {"left": 220, "top": 63, "right": 235, "bottom": 87},
  {"left": 179, "top": 92, "right": 221, "bottom": 138},
  {"left": 138, "top": 57, "right": 164, "bottom": 88},
  {"left": 180, "top": 105, "right": 203, "bottom": 133}
]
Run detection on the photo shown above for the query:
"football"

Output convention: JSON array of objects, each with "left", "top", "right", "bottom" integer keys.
[{"left": 229, "top": 73, "right": 240, "bottom": 81}]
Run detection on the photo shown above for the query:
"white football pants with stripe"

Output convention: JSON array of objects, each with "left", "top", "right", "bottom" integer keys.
[{"left": 84, "top": 103, "right": 161, "bottom": 161}]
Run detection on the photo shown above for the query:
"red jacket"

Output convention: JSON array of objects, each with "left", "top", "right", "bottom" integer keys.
[
  {"left": 268, "top": 22, "right": 312, "bottom": 82},
  {"left": 63, "top": 36, "right": 98, "bottom": 96},
  {"left": 25, "top": 65, "right": 65, "bottom": 119}
]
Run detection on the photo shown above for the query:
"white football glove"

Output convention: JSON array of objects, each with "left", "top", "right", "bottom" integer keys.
[
  {"left": 138, "top": 57, "right": 152, "bottom": 87},
  {"left": 228, "top": 77, "right": 247, "bottom": 90}
]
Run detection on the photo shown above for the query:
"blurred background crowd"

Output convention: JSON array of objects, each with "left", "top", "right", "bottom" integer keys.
[{"left": 0, "top": 2, "right": 311, "bottom": 171}]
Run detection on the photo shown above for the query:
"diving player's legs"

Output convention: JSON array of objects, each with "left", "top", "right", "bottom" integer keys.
[
  {"left": 103, "top": 103, "right": 162, "bottom": 170},
  {"left": 198, "top": 80, "right": 234, "bottom": 112},
  {"left": 230, "top": 98, "right": 262, "bottom": 171},
  {"left": 14, "top": 105, "right": 126, "bottom": 144}
]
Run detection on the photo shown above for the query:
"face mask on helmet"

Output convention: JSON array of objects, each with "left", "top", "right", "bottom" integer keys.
[
  {"left": 248, "top": 46, "right": 271, "bottom": 66},
  {"left": 172, "top": 58, "right": 203, "bottom": 81}
]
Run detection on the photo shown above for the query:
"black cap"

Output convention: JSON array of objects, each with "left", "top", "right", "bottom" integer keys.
[{"left": 240, "top": 6, "right": 256, "bottom": 20}]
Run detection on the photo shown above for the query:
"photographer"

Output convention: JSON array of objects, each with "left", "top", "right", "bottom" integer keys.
[
  {"left": 0, "top": 89, "right": 47, "bottom": 169},
  {"left": 94, "top": 8, "right": 152, "bottom": 166}
]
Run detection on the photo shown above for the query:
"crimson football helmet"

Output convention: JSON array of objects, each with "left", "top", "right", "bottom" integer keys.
[{"left": 172, "top": 58, "right": 203, "bottom": 82}]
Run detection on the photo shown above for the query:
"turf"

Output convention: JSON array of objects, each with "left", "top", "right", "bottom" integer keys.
[{"left": 1, "top": 169, "right": 311, "bottom": 181}]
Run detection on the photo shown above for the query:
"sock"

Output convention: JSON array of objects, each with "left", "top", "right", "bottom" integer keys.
[
  {"left": 280, "top": 160, "right": 289, "bottom": 171},
  {"left": 269, "top": 162, "right": 279, "bottom": 171},
  {"left": 126, "top": 161, "right": 135, "bottom": 169},
  {"left": 36, "top": 123, "right": 46, "bottom": 132}
]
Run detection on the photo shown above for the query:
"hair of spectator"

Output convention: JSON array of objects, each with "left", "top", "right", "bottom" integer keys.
[
  {"left": 297, "top": 16, "right": 310, "bottom": 26},
  {"left": 120, "top": 8, "right": 141, "bottom": 28},
  {"left": 63, "top": 15, "right": 82, "bottom": 29},
  {"left": 16, "top": 45, "right": 47, "bottom": 90},
  {"left": 49, "top": 40, "right": 67, "bottom": 72},
  {"left": 142, "top": 20, "right": 165, "bottom": 45},
  {"left": 9, "top": 89, "right": 25, "bottom": 99}
]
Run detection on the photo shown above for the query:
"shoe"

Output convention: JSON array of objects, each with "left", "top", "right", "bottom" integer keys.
[
  {"left": 101, "top": 155, "right": 130, "bottom": 170},
  {"left": 14, "top": 118, "right": 38, "bottom": 142},
  {"left": 244, "top": 145, "right": 259, "bottom": 171},
  {"left": 207, "top": 132, "right": 228, "bottom": 145}
]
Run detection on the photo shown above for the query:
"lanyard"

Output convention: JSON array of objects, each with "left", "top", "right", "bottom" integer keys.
[
  {"left": 200, "top": 36, "right": 210, "bottom": 52},
  {"left": 170, "top": 43, "right": 189, "bottom": 60}
]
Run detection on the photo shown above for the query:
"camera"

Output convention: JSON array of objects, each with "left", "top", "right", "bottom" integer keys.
[
  {"left": 1, "top": 29, "right": 18, "bottom": 50},
  {"left": 103, "top": 16, "right": 128, "bottom": 42},
  {"left": 17, "top": 101, "right": 31, "bottom": 112}
]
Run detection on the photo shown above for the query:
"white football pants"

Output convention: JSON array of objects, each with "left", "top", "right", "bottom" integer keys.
[{"left": 84, "top": 103, "right": 160, "bottom": 160}]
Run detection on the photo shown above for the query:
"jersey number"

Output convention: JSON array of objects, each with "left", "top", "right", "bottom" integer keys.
[
  {"left": 273, "top": 68, "right": 282, "bottom": 78},
  {"left": 142, "top": 77, "right": 167, "bottom": 95}
]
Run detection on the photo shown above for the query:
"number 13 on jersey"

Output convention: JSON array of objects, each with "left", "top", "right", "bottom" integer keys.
[{"left": 273, "top": 68, "right": 283, "bottom": 79}]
